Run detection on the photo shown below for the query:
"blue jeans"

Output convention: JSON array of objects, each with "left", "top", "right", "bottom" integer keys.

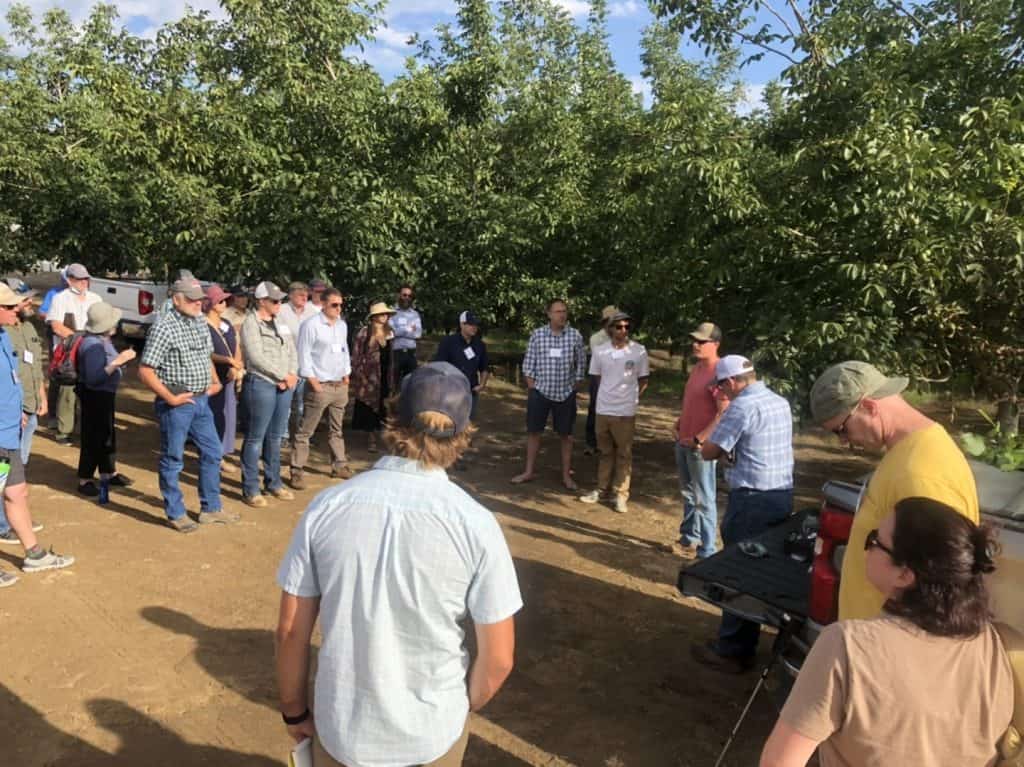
[
  {"left": 156, "top": 396, "right": 223, "bottom": 520},
  {"left": 241, "top": 377, "right": 294, "bottom": 498},
  {"left": 287, "top": 378, "right": 306, "bottom": 439},
  {"left": 0, "top": 414, "right": 37, "bottom": 534},
  {"left": 674, "top": 442, "right": 718, "bottom": 559},
  {"left": 714, "top": 487, "right": 793, "bottom": 659}
]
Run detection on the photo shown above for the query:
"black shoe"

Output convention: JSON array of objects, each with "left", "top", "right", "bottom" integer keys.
[
  {"left": 108, "top": 474, "right": 133, "bottom": 487},
  {"left": 77, "top": 481, "right": 100, "bottom": 497},
  {"left": 56, "top": 435, "right": 72, "bottom": 446},
  {"left": 690, "top": 641, "right": 755, "bottom": 674}
]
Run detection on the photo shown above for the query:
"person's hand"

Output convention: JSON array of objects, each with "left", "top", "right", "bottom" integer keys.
[
  {"left": 21, "top": 412, "right": 28, "bottom": 429},
  {"left": 166, "top": 392, "right": 195, "bottom": 407},
  {"left": 206, "top": 381, "right": 223, "bottom": 397},
  {"left": 36, "top": 400, "right": 48, "bottom": 418},
  {"left": 231, "top": 358, "right": 244, "bottom": 370},
  {"left": 715, "top": 394, "right": 730, "bottom": 415},
  {"left": 307, "top": 379, "right": 323, "bottom": 394},
  {"left": 116, "top": 348, "right": 137, "bottom": 366},
  {"left": 342, "top": 376, "right": 350, "bottom": 385},
  {"left": 284, "top": 373, "right": 299, "bottom": 389},
  {"left": 285, "top": 717, "right": 315, "bottom": 744}
]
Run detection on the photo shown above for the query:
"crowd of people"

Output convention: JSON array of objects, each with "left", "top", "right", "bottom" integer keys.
[{"left": 0, "top": 266, "right": 1015, "bottom": 767}]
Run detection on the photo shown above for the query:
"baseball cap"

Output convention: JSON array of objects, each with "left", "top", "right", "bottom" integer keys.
[
  {"left": 810, "top": 361, "right": 909, "bottom": 424},
  {"left": 253, "top": 281, "right": 286, "bottom": 301},
  {"left": 715, "top": 355, "right": 755, "bottom": 382},
  {"left": 66, "top": 263, "right": 90, "bottom": 280},
  {"left": 459, "top": 310, "right": 481, "bottom": 326},
  {"left": 204, "top": 284, "right": 231, "bottom": 307},
  {"left": 690, "top": 322, "right": 722, "bottom": 342},
  {"left": 398, "top": 362, "right": 472, "bottom": 437},
  {"left": 608, "top": 311, "right": 631, "bottom": 324},
  {"left": 5, "top": 278, "right": 36, "bottom": 298},
  {"left": 287, "top": 281, "right": 309, "bottom": 294},
  {"left": 170, "top": 278, "right": 205, "bottom": 300},
  {"left": 0, "top": 283, "right": 22, "bottom": 306},
  {"left": 309, "top": 279, "right": 327, "bottom": 291}
]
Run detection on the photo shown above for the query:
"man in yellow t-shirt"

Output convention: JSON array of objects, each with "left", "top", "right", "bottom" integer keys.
[{"left": 810, "top": 361, "right": 979, "bottom": 620}]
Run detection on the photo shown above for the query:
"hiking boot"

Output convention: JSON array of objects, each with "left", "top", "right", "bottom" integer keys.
[
  {"left": 22, "top": 547, "right": 75, "bottom": 573},
  {"left": 613, "top": 496, "right": 629, "bottom": 514},
  {"left": 269, "top": 487, "right": 295, "bottom": 501},
  {"left": 0, "top": 569, "right": 18, "bottom": 588},
  {"left": 579, "top": 490, "right": 602, "bottom": 504},
  {"left": 198, "top": 510, "right": 241, "bottom": 525},
  {"left": 289, "top": 469, "right": 306, "bottom": 490},
  {"left": 169, "top": 516, "right": 199, "bottom": 534},
  {"left": 331, "top": 465, "right": 354, "bottom": 480},
  {"left": 244, "top": 494, "right": 268, "bottom": 508},
  {"left": 0, "top": 524, "right": 42, "bottom": 545}
]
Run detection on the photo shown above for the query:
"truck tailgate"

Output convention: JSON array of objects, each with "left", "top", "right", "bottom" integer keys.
[{"left": 677, "top": 510, "right": 813, "bottom": 628}]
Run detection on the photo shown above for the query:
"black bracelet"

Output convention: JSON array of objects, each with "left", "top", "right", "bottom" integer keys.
[{"left": 282, "top": 707, "right": 310, "bottom": 726}]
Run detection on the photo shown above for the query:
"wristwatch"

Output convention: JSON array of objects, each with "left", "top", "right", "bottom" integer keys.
[{"left": 693, "top": 437, "right": 703, "bottom": 448}]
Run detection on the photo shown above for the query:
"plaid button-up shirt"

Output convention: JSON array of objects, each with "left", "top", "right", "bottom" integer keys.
[
  {"left": 522, "top": 324, "right": 586, "bottom": 401},
  {"left": 710, "top": 381, "right": 793, "bottom": 491},
  {"left": 140, "top": 308, "right": 214, "bottom": 394}
]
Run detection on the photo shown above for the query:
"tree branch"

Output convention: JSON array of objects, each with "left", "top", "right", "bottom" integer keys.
[
  {"left": 882, "top": 0, "right": 927, "bottom": 33},
  {"left": 760, "top": 0, "right": 799, "bottom": 40},
  {"left": 736, "top": 30, "right": 800, "bottom": 65}
]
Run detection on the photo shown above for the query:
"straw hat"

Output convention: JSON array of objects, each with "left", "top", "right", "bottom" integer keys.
[
  {"left": 85, "top": 302, "right": 122, "bottom": 335},
  {"left": 367, "top": 301, "right": 397, "bottom": 319}
]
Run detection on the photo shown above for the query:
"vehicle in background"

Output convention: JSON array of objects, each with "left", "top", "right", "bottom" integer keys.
[{"left": 89, "top": 277, "right": 168, "bottom": 344}]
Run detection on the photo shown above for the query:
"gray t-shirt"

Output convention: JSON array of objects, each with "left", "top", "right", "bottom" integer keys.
[{"left": 277, "top": 456, "right": 523, "bottom": 767}]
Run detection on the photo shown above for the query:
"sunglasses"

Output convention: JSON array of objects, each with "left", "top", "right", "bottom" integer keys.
[
  {"left": 832, "top": 402, "right": 860, "bottom": 437},
  {"left": 613, "top": 323, "right": 630, "bottom": 330},
  {"left": 693, "top": 339, "right": 714, "bottom": 345},
  {"left": 864, "top": 529, "right": 897, "bottom": 559},
  {"left": 327, "top": 302, "right": 343, "bottom": 308}
]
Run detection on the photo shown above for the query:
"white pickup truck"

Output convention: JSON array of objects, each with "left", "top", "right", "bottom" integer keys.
[{"left": 88, "top": 277, "right": 169, "bottom": 343}]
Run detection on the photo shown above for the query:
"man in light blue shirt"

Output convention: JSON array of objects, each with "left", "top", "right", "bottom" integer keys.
[
  {"left": 276, "top": 362, "right": 522, "bottom": 767},
  {"left": 693, "top": 354, "right": 794, "bottom": 673},
  {"left": 290, "top": 288, "right": 352, "bottom": 487},
  {"left": 391, "top": 284, "right": 422, "bottom": 383}
]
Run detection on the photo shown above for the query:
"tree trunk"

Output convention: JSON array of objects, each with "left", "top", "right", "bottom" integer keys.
[{"left": 996, "top": 400, "right": 1020, "bottom": 436}]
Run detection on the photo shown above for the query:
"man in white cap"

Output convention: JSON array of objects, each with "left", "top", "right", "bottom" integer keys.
[
  {"left": 47, "top": 263, "right": 101, "bottom": 445},
  {"left": 809, "top": 360, "right": 978, "bottom": 620},
  {"left": 691, "top": 354, "right": 793, "bottom": 672},
  {"left": 276, "top": 362, "right": 521, "bottom": 767},
  {"left": 139, "top": 277, "right": 234, "bottom": 533}
]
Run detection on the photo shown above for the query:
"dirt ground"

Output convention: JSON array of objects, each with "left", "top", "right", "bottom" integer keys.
[{"left": 2, "top": 370, "right": 878, "bottom": 767}]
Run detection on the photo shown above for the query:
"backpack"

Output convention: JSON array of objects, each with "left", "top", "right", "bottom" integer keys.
[{"left": 49, "top": 332, "right": 85, "bottom": 385}]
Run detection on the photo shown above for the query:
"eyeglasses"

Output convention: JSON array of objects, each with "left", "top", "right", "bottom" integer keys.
[
  {"left": 864, "top": 529, "right": 897, "bottom": 559},
  {"left": 327, "top": 302, "right": 343, "bottom": 308},
  {"left": 832, "top": 402, "right": 860, "bottom": 437},
  {"left": 613, "top": 323, "right": 630, "bottom": 330}
]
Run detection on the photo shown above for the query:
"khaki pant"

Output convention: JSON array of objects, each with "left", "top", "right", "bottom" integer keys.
[
  {"left": 56, "top": 384, "right": 77, "bottom": 438},
  {"left": 595, "top": 414, "right": 636, "bottom": 500},
  {"left": 291, "top": 382, "right": 349, "bottom": 470},
  {"left": 313, "top": 722, "right": 469, "bottom": 767}
]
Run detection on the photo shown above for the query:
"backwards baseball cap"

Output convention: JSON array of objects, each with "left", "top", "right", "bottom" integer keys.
[
  {"left": 171, "top": 278, "right": 205, "bottom": 300},
  {"left": 690, "top": 322, "right": 722, "bottom": 342},
  {"left": 253, "top": 281, "right": 287, "bottom": 301},
  {"left": 459, "top": 310, "right": 481, "bottom": 326},
  {"left": 66, "top": 263, "right": 90, "bottom": 280},
  {"left": 715, "top": 354, "right": 755, "bottom": 382},
  {"left": 810, "top": 361, "right": 908, "bottom": 424},
  {"left": 398, "top": 362, "right": 472, "bottom": 437}
]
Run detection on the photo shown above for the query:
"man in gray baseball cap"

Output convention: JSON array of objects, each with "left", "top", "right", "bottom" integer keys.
[{"left": 808, "top": 360, "right": 979, "bottom": 621}]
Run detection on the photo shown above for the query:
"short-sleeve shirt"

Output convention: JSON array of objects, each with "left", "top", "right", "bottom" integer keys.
[
  {"left": 781, "top": 617, "right": 1012, "bottom": 767},
  {"left": 0, "top": 330, "right": 23, "bottom": 450},
  {"left": 6, "top": 320, "right": 44, "bottom": 414},
  {"left": 140, "top": 308, "right": 213, "bottom": 394},
  {"left": 277, "top": 456, "right": 523, "bottom": 767},
  {"left": 48, "top": 289, "right": 101, "bottom": 345},
  {"left": 521, "top": 324, "right": 586, "bottom": 401},
  {"left": 677, "top": 362, "right": 718, "bottom": 444},
  {"left": 589, "top": 341, "right": 649, "bottom": 417},
  {"left": 709, "top": 381, "right": 792, "bottom": 490},
  {"left": 840, "top": 424, "right": 979, "bottom": 620},
  {"left": 433, "top": 333, "right": 488, "bottom": 388}
]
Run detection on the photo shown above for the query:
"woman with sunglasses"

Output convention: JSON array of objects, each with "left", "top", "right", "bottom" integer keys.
[
  {"left": 204, "top": 285, "right": 243, "bottom": 473},
  {"left": 761, "top": 497, "right": 1012, "bottom": 767}
]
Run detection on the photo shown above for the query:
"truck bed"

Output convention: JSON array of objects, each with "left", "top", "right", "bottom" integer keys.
[{"left": 677, "top": 509, "right": 814, "bottom": 628}]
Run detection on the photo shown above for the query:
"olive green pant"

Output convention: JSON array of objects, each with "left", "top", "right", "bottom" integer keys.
[
  {"left": 313, "top": 722, "right": 469, "bottom": 767},
  {"left": 595, "top": 414, "right": 636, "bottom": 500},
  {"left": 55, "top": 384, "right": 77, "bottom": 438}
]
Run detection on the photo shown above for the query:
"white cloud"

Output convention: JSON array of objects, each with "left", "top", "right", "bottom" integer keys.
[
  {"left": 629, "top": 74, "right": 652, "bottom": 108},
  {"left": 1, "top": 0, "right": 223, "bottom": 43},
  {"left": 609, "top": 1, "right": 642, "bottom": 17},
  {"left": 554, "top": 0, "right": 590, "bottom": 17},
  {"left": 735, "top": 82, "right": 768, "bottom": 116},
  {"left": 383, "top": 0, "right": 457, "bottom": 17},
  {"left": 374, "top": 25, "right": 416, "bottom": 49}
]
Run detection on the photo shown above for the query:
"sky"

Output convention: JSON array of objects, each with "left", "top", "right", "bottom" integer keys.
[{"left": 2, "top": 0, "right": 788, "bottom": 109}]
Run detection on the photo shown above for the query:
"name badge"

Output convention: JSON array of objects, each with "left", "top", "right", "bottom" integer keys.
[
  {"left": 219, "top": 321, "right": 231, "bottom": 333},
  {"left": 395, "top": 317, "right": 408, "bottom": 327},
  {"left": 278, "top": 325, "right": 291, "bottom": 335},
  {"left": 331, "top": 343, "right": 344, "bottom": 354},
  {"left": 548, "top": 347, "right": 563, "bottom": 358},
  {"left": 463, "top": 347, "right": 476, "bottom": 360},
  {"left": 23, "top": 350, "right": 34, "bottom": 364}
]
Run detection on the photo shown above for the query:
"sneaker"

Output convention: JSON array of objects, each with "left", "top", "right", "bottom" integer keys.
[
  {"left": 108, "top": 474, "right": 133, "bottom": 487},
  {"left": 578, "top": 490, "right": 602, "bottom": 504},
  {"left": 22, "top": 547, "right": 75, "bottom": 573},
  {"left": 169, "top": 516, "right": 199, "bottom": 533},
  {"left": 613, "top": 497, "right": 629, "bottom": 514},
  {"left": 55, "top": 435, "right": 72, "bottom": 446},
  {"left": 289, "top": 469, "right": 306, "bottom": 490},
  {"left": 0, "top": 524, "right": 43, "bottom": 545},
  {"left": 0, "top": 570, "right": 18, "bottom": 588},
  {"left": 330, "top": 465, "right": 354, "bottom": 480},
  {"left": 244, "top": 494, "right": 268, "bottom": 508},
  {"left": 269, "top": 487, "right": 295, "bottom": 501},
  {"left": 198, "top": 510, "right": 241, "bottom": 525},
  {"left": 77, "top": 481, "right": 99, "bottom": 497}
]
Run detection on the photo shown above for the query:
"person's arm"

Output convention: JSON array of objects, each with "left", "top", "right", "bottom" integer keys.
[
  {"left": 411, "top": 310, "right": 423, "bottom": 340},
  {"left": 240, "top": 315, "right": 276, "bottom": 381},
  {"left": 468, "top": 616, "right": 515, "bottom": 711},
  {"left": 760, "top": 720, "right": 819, "bottom": 767},
  {"left": 275, "top": 592, "right": 321, "bottom": 742},
  {"left": 36, "top": 381, "right": 47, "bottom": 417},
  {"left": 297, "top": 321, "right": 317, "bottom": 384},
  {"left": 522, "top": 334, "right": 538, "bottom": 388},
  {"left": 206, "top": 363, "right": 222, "bottom": 396},
  {"left": 574, "top": 332, "right": 587, "bottom": 389},
  {"left": 139, "top": 365, "right": 193, "bottom": 407},
  {"left": 638, "top": 376, "right": 649, "bottom": 397},
  {"left": 701, "top": 401, "right": 743, "bottom": 460},
  {"left": 48, "top": 295, "right": 74, "bottom": 339}
]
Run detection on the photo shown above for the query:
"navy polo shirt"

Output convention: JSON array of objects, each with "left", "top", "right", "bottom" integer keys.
[{"left": 433, "top": 332, "right": 489, "bottom": 388}]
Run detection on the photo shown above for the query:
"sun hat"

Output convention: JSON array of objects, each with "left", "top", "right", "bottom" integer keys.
[
  {"left": 0, "top": 283, "right": 22, "bottom": 306},
  {"left": 85, "top": 302, "right": 122, "bottom": 335},
  {"left": 810, "top": 361, "right": 909, "bottom": 424},
  {"left": 398, "top": 362, "right": 473, "bottom": 437},
  {"left": 253, "top": 281, "right": 286, "bottom": 301},
  {"left": 715, "top": 355, "right": 755, "bottom": 382},
  {"left": 5, "top": 278, "right": 37, "bottom": 299},
  {"left": 171, "top": 278, "right": 205, "bottom": 300},
  {"left": 66, "top": 263, "right": 90, "bottom": 280},
  {"left": 367, "top": 301, "right": 396, "bottom": 318},
  {"left": 204, "top": 284, "right": 231, "bottom": 309},
  {"left": 459, "top": 310, "right": 481, "bottom": 326},
  {"left": 690, "top": 322, "right": 722, "bottom": 342}
]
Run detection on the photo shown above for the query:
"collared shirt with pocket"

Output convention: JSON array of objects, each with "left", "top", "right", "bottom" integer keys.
[
  {"left": 140, "top": 308, "right": 214, "bottom": 394},
  {"left": 521, "top": 324, "right": 586, "bottom": 401},
  {"left": 240, "top": 310, "right": 298, "bottom": 385}
]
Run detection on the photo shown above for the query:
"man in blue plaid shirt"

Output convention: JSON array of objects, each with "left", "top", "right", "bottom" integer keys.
[
  {"left": 692, "top": 354, "right": 793, "bottom": 673},
  {"left": 511, "top": 299, "right": 587, "bottom": 491}
]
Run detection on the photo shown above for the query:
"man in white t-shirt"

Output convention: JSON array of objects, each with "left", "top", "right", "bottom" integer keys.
[
  {"left": 275, "top": 362, "right": 521, "bottom": 767},
  {"left": 47, "top": 262, "right": 102, "bottom": 445},
  {"left": 579, "top": 312, "right": 649, "bottom": 513}
]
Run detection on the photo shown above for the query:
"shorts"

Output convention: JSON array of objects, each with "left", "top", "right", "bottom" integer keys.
[
  {"left": 0, "top": 448, "right": 26, "bottom": 489},
  {"left": 526, "top": 389, "right": 577, "bottom": 436}
]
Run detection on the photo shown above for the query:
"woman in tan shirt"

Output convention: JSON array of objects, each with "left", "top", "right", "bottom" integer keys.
[{"left": 761, "top": 497, "right": 1013, "bottom": 767}]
